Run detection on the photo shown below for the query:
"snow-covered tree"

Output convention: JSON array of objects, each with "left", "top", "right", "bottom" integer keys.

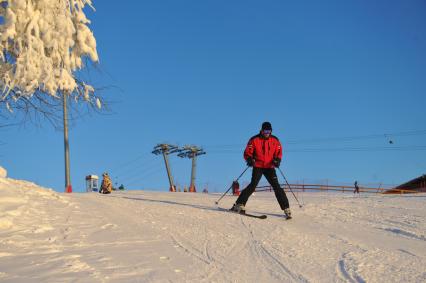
[{"left": 0, "top": 0, "right": 101, "bottom": 126}]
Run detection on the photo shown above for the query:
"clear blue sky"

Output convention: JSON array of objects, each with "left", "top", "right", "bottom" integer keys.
[{"left": 2, "top": 0, "right": 426, "bottom": 192}]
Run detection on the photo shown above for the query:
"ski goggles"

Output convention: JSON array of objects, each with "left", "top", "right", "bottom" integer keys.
[{"left": 262, "top": 129, "right": 272, "bottom": 134}]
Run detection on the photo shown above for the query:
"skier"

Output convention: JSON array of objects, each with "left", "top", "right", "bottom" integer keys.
[
  {"left": 232, "top": 180, "right": 240, "bottom": 196},
  {"left": 231, "top": 122, "right": 292, "bottom": 219},
  {"left": 99, "top": 172, "right": 113, "bottom": 194},
  {"left": 354, "top": 181, "right": 360, "bottom": 194}
]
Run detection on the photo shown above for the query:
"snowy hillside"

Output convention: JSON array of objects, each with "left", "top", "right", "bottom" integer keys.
[{"left": 0, "top": 173, "right": 425, "bottom": 282}]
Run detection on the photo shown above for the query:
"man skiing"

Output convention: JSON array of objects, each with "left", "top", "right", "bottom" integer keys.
[{"left": 231, "top": 122, "right": 292, "bottom": 219}]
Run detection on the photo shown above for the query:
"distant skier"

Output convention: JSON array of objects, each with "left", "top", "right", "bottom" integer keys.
[
  {"left": 99, "top": 172, "right": 113, "bottom": 194},
  {"left": 232, "top": 180, "right": 240, "bottom": 196},
  {"left": 231, "top": 122, "right": 292, "bottom": 219},
  {"left": 354, "top": 181, "right": 360, "bottom": 194}
]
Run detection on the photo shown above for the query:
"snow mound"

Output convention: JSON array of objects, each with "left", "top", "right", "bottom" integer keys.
[
  {"left": 0, "top": 166, "right": 6, "bottom": 178},
  {"left": 0, "top": 175, "right": 68, "bottom": 230}
]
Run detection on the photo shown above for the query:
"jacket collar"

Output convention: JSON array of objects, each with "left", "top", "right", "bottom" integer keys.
[{"left": 258, "top": 131, "right": 270, "bottom": 140}]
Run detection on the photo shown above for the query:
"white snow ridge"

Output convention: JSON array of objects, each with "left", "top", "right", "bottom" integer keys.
[
  {"left": 0, "top": 176, "right": 425, "bottom": 282},
  {"left": 0, "top": 166, "right": 6, "bottom": 178}
]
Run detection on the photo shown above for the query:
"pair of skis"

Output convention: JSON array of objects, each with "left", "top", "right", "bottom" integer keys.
[{"left": 217, "top": 207, "right": 291, "bottom": 220}]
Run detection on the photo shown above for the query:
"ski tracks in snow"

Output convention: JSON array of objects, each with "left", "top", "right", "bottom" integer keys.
[
  {"left": 2, "top": 187, "right": 425, "bottom": 282},
  {"left": 166, "top": 202, "right": 307, "bottom": 282},
  {"left": 167, "top": 217, "right": 240, "bottom": 281},
  {"left": 337, "top": 252, "right": 365, "bottom": 283},
  {"left": 239, "top": 217, "right": 309, "bottom": 282}
]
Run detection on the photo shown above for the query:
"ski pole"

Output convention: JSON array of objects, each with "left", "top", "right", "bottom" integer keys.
[
  {"left": 277, "top": 167, "right": 303, "bottom": 208},
  {"left": 215, "top": 166, "right": 249, "bottom": 205}
]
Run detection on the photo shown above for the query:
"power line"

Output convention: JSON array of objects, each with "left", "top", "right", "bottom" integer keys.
[
  {"left": 115, "top": 162, "right": 164, "bottom": 188},
  {"left": 114, "top": 158, "right": 163, "bottom": 183},
  {"left": 109, "top": 152, "right": 152, "bottom": 174},
  {"left": 111, "top": 155, "right": 158, "bottom": 180},
  {"left": 108, "top": 129, "right": 426, "bottom": 178},
  {"left": 203, "top": 129, "right": 426, "bottom": 150},
  {"left": 123, "top": 163, "right": 164, "bottom": 185},
  {"left": 125, "top": 165, "right": 164, "bottom": 188},
  {"left": 207, "top": 145, "right": 426, "bottom": 154},
  {"left": 285, "top": 130, "right": 426, "bottom": 145},
  {"left": 285, "top": 145, "right": 426, "bottom": 153}
]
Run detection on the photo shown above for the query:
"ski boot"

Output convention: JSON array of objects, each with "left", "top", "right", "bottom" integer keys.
[
  {"left": 230, "top": 203, "right": 246, "bottom": 214},
  {"left": 284, "top": 208, "right": 292, "bottom": 220}
]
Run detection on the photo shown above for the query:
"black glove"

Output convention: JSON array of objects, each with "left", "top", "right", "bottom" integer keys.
[
  {"left": 246, "top": 157, "right": 255, "bottom": 167},
  {"left": 273, "top": 158, "right": 281, "bottom": 168}
]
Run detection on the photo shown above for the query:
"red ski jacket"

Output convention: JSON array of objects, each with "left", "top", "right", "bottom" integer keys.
[{"left": 244, "top": 133, "right": 283, "bottom": 168}]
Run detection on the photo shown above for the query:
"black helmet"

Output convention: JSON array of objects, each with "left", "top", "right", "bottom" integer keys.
[{"left": 261, "top": 122, "right": 272, "bottom": 131}]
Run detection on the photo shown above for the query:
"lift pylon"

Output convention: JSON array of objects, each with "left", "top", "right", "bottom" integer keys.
[
  {"left": 152, "top": 144, "right": 180, "bottom": 192},
  {"left": 178, "top": 145, "right": 206, "bottom": 192}
]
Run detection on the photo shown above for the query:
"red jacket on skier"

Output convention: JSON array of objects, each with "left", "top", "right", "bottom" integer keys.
[{"left": 244, "top": 132, "right": 282, "bottom": 169}]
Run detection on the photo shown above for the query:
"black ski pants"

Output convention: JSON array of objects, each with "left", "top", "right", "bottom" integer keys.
[{"left": 236, "top": 167, "right": 289, "bottom": 210}]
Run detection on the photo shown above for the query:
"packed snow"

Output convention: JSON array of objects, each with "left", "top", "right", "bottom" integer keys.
[{"left": 0, "top": 171, "right": 425, "bottom": 282}]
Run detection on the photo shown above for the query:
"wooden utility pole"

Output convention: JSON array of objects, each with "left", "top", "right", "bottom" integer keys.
[{"left": 63, "top": 93, "right": 72, "bottom": 193}]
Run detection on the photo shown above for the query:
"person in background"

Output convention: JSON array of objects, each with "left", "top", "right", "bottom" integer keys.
[
  {"left": 354, "top": 181, "right": 360, "bottom": 194},
  {"left": 99, "top": 172, "right": 113, "bottom": 194}
]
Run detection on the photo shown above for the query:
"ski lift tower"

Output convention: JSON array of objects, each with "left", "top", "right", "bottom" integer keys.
[
  {"left": 152, "top": 144, "right": 180, "bottom": 192},
  {"left": 178, "top": 145, "right": 206, "bottom": 192}
]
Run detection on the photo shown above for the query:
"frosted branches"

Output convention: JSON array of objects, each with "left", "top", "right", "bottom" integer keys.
[{"left": 0, "top": 0, "right": 100, "bottom": 122}]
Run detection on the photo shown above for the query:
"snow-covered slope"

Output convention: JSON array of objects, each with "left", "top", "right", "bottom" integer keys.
[{"left": 0, "top": 175, "right": 425, "bottom": 282}]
